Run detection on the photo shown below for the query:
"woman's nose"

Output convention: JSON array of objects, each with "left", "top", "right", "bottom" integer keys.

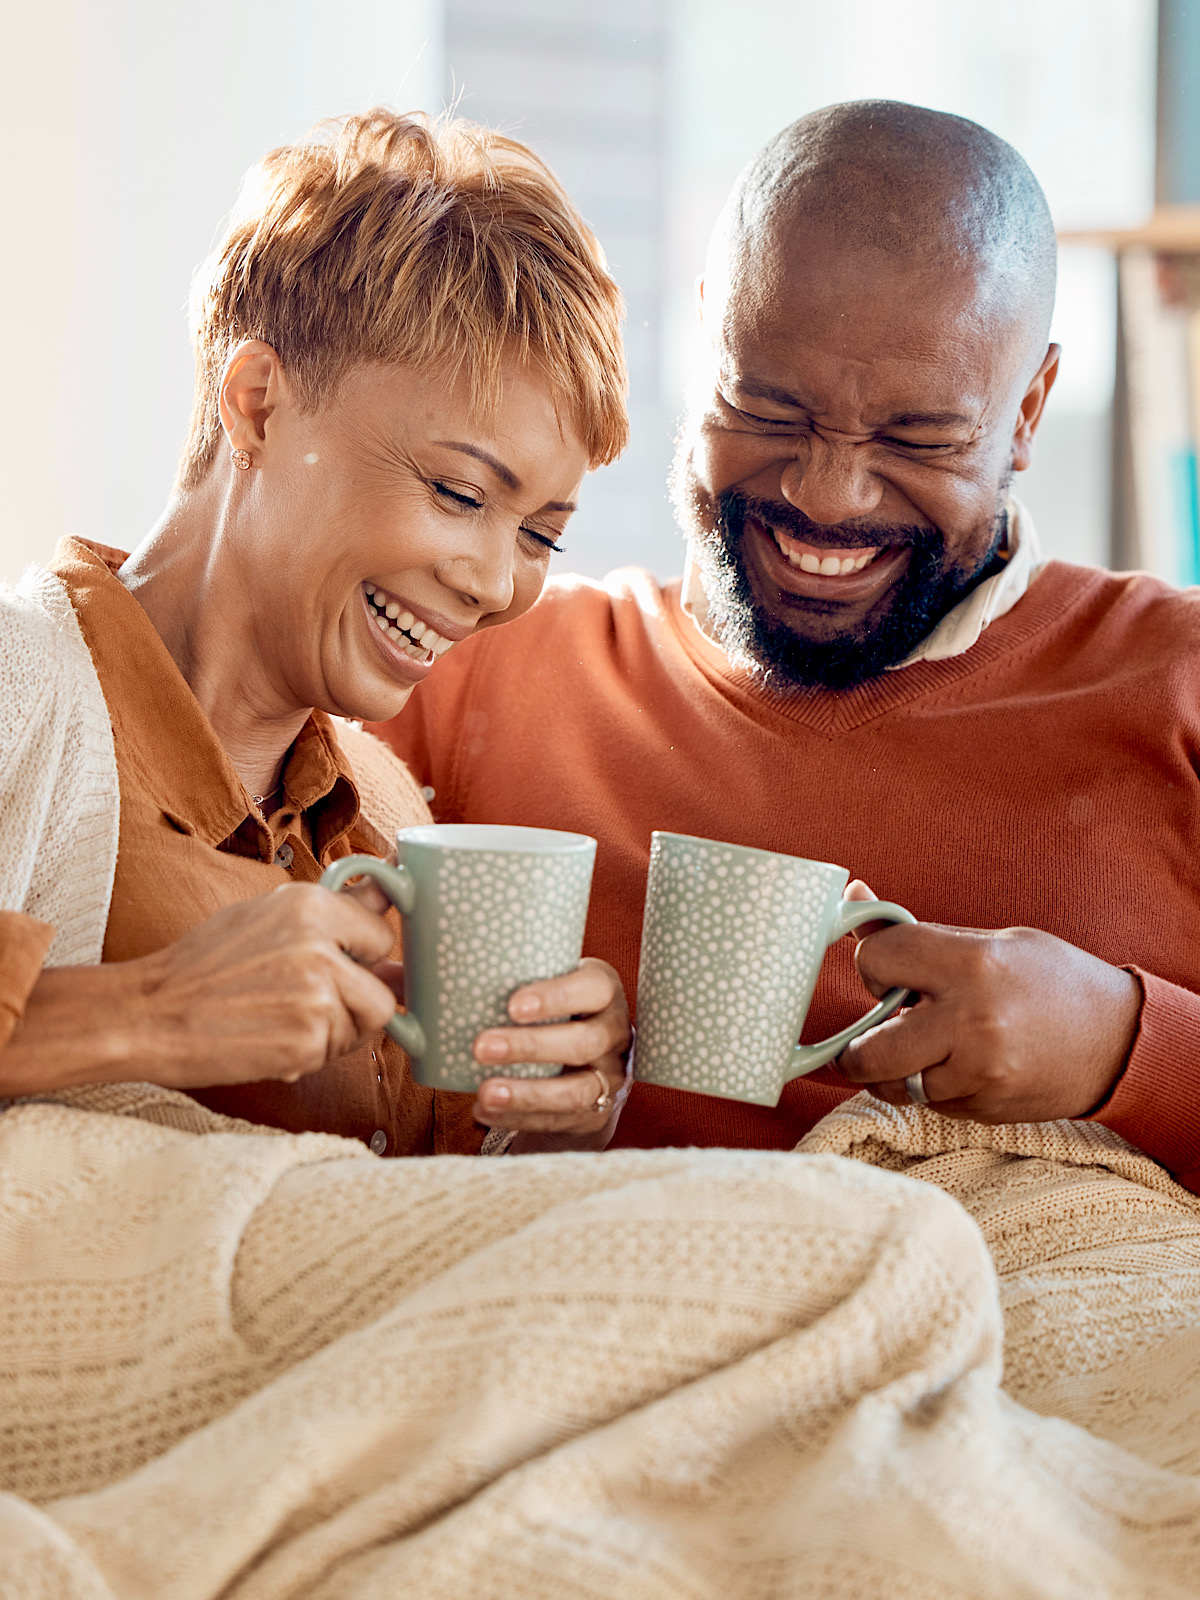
[
  {"left": 438, "top": 535, "right": 516, "bottom": 615},
  {"left": 780, "top": 437, "right": 883, "bottom": 526}
]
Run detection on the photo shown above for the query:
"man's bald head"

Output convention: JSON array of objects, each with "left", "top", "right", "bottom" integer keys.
[
  {"left": 709, "top": 100, "right": 1056, "bottom": 363},
  {"left": 679, "top": 100, "right": 1063, "bottom": 691}
]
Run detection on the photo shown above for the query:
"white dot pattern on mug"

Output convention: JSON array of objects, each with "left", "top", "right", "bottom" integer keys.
[
  {"left": 427, "top": 850, "right": 595, "bottom": 1090},
  {"left": 635, "top": 836, "right": 841, "bottom": 1104}
]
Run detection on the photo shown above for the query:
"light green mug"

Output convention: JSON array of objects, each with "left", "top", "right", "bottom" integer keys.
[
  {"left": 633, "top": 832, "right": 915, "bottom": 1106},
  {"left": 321, "top": 823, "right": 596, "bottom": 1092}
]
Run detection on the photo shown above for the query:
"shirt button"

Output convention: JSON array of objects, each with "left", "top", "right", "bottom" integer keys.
[
  {"left": 275, "top": 842, "right": 294, "bottom": 869},
  {"left": 369, "top": 1129, "right": 387, "bottom": 1156}
]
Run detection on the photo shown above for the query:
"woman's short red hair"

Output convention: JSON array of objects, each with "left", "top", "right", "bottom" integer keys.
[{"left": 179, "top": 109, "right": 628, "bottom": 489}]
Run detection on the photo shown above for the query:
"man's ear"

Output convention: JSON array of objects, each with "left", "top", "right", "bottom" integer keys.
[
  {"left": 1011, "top": 343, "right": 1061, "bottom": 472},
  {"left": 217, "top": 340, "right": 286, "bottom": 467}
]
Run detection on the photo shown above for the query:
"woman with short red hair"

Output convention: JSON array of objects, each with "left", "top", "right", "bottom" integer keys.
[{"left": 0, "top": 109, "right": 632, "bottom": 1155}]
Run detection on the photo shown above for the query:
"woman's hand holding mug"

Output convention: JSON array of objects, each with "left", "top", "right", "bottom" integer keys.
[
  {"left": 472, "top": 959, "right": 632, "bottom": 1149},
  {"left": 321, "top": 823, "right": 632, "bottom": 1152}
]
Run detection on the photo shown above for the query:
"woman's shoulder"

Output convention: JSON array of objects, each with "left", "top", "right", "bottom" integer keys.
[
  {"left": 332, "top": 719, "right": 433, "bottom": 837},
  {"left": 0, "top": 567, "right": 95, "bottom": 736}
]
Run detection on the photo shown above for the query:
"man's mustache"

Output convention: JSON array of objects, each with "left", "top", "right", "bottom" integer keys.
[{"left": 720, "top": 491, "right": 937, "bottom": 552}]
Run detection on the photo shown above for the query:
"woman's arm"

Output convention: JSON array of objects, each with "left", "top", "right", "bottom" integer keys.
[{"left": 0, "top": 885, "right": 402, "bottom": 1097}]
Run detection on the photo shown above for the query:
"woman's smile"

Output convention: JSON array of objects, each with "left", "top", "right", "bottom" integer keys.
[
  {"left": 358, "top": 583, "right": 454, "bottom": 683},
  {"left": 363, "top": 582, "right": 460, "bottom": 661}
]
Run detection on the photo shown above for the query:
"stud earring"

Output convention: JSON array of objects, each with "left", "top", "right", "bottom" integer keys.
[{"left": 231, "top": 448, "right": 252, "bottom": 471}]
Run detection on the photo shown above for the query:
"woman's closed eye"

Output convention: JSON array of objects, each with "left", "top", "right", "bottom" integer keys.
[
  {"left": 433, "top": 481, "right": 482, "bottom": 509},
  {"left": 521, "top": 525, "right": 565, "bottom": 554}
]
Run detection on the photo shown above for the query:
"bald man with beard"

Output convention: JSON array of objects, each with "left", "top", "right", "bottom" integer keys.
[{"left": 376, "top": 101, "right": 1200, "bottom": 1189}]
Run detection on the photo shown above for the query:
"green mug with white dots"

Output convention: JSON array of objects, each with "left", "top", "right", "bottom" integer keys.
[
  {"left": 321, "top": 823, "right": 596, "bottom": 1092},
  {"left": 633, "top": 832, "right": 915, "bottom": 1107}
]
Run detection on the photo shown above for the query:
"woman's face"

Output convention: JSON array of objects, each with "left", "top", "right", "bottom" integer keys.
[{"left": 220, "top": 347, "right": 590, "bottom": 723}]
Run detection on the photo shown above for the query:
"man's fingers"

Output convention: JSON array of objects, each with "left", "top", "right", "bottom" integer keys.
[
  {"left": 836, "top": 999, "right": 954, "bottom": 1085},
  {"left": 852, "top": 920, "right": 985, "bottom": 999},
  {"left": 843, "top": 879, "right": 892, "bottom": 941}
]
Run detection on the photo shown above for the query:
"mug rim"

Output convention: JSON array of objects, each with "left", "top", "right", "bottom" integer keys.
[
  {"left": 399, "top": 823, "right": 596, "bottom": 854},
  {"left": 651, "top": 830, "right": 848, "bottom": 878}
]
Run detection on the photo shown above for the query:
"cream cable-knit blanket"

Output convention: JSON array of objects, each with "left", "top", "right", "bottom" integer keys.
[
  {"left": 3, "top": 1082, "right": 1200, "bottom": 1599},
  {"left": 6, "top": 568, "right": 1200, "bottom": 1595}
]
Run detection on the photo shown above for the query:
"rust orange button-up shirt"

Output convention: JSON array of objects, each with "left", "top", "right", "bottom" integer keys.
[{"left": 44, "top": 538, "right": 484, "bottom": 1157}]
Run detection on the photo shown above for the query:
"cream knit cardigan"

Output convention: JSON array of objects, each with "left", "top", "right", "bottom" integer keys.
[
  {"left": 0, "top": 564, "right": 429, "bottom": 965},
  {"left": 0, "top": 567, "right": 119, "bottom": 966}
]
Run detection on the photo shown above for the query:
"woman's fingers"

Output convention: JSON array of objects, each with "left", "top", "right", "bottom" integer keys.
[
  {"left": 503, "top": 957, "right": 623, "bottom": 1025},
  {"left": 470, "top": 957, "right": 632, "bottom": 1141},
  {"left": 473, "top": 1058, "right": 627, "bottom": 1133}
]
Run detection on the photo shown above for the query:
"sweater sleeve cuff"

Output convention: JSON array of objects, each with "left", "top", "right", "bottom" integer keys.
[
  {"left": 1087, "top": 967, "right": 1200, "bottom": 1185},
  {"left": 0, "top": 912, "right": 56, "bottom": 1049}
]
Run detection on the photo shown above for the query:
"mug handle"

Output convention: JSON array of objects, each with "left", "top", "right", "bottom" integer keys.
[
  {"left": 319, "top": 855, "right": 427, "bottom": 1058},
  {"left": 788, "top": 900, "right": 916, "bottom": 1080}
]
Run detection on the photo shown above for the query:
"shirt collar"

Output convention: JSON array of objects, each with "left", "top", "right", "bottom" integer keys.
[
  {"left": 50, "top": 538, "right": 364, "bottom": 862},
  {"left": 680, "top": 495, "right": 1045, "bottom": 668}
]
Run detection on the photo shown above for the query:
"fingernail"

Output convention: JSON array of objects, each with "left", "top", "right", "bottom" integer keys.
[
  {"left": 475, "top": 1035, "right": 508, "bottom": 1063},
  {"left": 509, "top": 992, "right": 540, "bottom": 1021},
  {"left": 481, "top": 1082, "right": 511, "bottom": 1106}
]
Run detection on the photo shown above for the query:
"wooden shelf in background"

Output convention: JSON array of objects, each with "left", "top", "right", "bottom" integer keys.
[{"left": 1060, "top": 205, "right": 1200, "bottom": 251}]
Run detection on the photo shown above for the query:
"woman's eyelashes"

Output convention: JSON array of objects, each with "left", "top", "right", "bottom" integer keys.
[
  {"left": 523, "top": 528, "right": 565, "bottom": 554},
  {"left": 433, "top": 480, "right": 565, "bottom": 554},
  {"left": 433, "top": 481, "right": 482, "bottom": 510}
]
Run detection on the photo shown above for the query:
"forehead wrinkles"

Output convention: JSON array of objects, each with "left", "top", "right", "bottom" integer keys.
[{"left": 716, "top": 258, "right": 1019, "bottom": 430}]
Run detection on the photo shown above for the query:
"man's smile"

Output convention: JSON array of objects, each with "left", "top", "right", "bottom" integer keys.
[{"left": 745, "top": 515, "right": 914, "bottom": 607}]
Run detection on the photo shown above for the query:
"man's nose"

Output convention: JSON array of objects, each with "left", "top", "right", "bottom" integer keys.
[{"left": 779, "top": 436, "right": 883, "bottom": 526}]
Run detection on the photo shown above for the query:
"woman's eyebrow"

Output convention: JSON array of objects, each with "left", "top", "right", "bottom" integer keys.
[{"left": 434, "top": 440, "right": 521, "bottom": 489}]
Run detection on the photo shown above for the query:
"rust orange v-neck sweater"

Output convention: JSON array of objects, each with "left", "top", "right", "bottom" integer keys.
[{"left": 374, "top": 560, "right": 1200, "bottom": 1191}]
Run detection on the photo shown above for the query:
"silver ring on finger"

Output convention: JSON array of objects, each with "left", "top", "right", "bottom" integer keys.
[
  {"left": 906, "top": 1070, "right": 930, "bottom": 1106},
  {"left": 588, "top": 1066, "right": 613, "bottom": 1115}
]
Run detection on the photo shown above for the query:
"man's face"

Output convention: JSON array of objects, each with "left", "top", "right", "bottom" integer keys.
[{"left": 676, "top": 233, "right": 1057, "bottom": 688}]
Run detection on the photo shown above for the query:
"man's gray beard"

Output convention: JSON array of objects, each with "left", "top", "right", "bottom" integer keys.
[{"left": 671, "top": 444, "right": 1010, "bottom": 692}]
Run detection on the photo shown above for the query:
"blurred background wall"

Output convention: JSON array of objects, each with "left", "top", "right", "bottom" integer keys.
[{"left": 0, "top": 0, "right": 1162, "bottom": 583}]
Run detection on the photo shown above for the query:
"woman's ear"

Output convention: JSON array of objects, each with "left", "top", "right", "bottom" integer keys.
[{"left": 217, "top": 340, "right": 285, "bottom": 467}]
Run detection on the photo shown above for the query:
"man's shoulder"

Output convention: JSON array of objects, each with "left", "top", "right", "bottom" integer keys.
[
  {"left": 1041, "top": 559, "right": 1200, "bottom": 649},
  {"left": 462, "top": 567, "right": 683, "bottom": 664},
  {"left": 526, "top": 567, "right": 680, "bottom": 628}
]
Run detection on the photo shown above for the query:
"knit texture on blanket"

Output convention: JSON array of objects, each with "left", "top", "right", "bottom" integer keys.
[{"left": 4, "top": 1086, "right": 1200, "bottom": 1599}]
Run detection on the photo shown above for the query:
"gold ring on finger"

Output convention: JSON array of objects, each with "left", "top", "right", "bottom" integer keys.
[{"left": 587, "top": 1066, "right": 613, "bottom": 1115}]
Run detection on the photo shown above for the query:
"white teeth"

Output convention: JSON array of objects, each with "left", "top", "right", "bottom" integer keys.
[
  {"left": 408, "top": 619, "right": 426, "bottom": 641},
  {"left": 385, "top": 601, "right": 400, "bottom": 619},
  {"left": 387, "top": 623, "right": 402, "bottom": 639},
  {"left": 799, "top": 553, "right": 821, "bottom": 573},
  {"left": 375, "top": 615, "right": 388, "bottom": 630},
  {"left": 432, "top": 636, "right": 454, "bottom": 656},
  {"left": 818, "top": 556, "right": 841, "bottom": 576},
  {"left": 840, "top": 557, "right": 856, "bottom": 574},
  {"left": 365, "top": 584, "right": 375, "bottom": 597},
  {"left": 397, "top": 610, "right": 414, "bottom": 632}
]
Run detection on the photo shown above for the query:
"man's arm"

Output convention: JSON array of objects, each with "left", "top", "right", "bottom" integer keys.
[
  {"left": 1087, "top": 970, "right": 1200, "bottom": 1192},
  {"left": 834, "top": 913, "right": 1200, "bottom": 1193}
]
